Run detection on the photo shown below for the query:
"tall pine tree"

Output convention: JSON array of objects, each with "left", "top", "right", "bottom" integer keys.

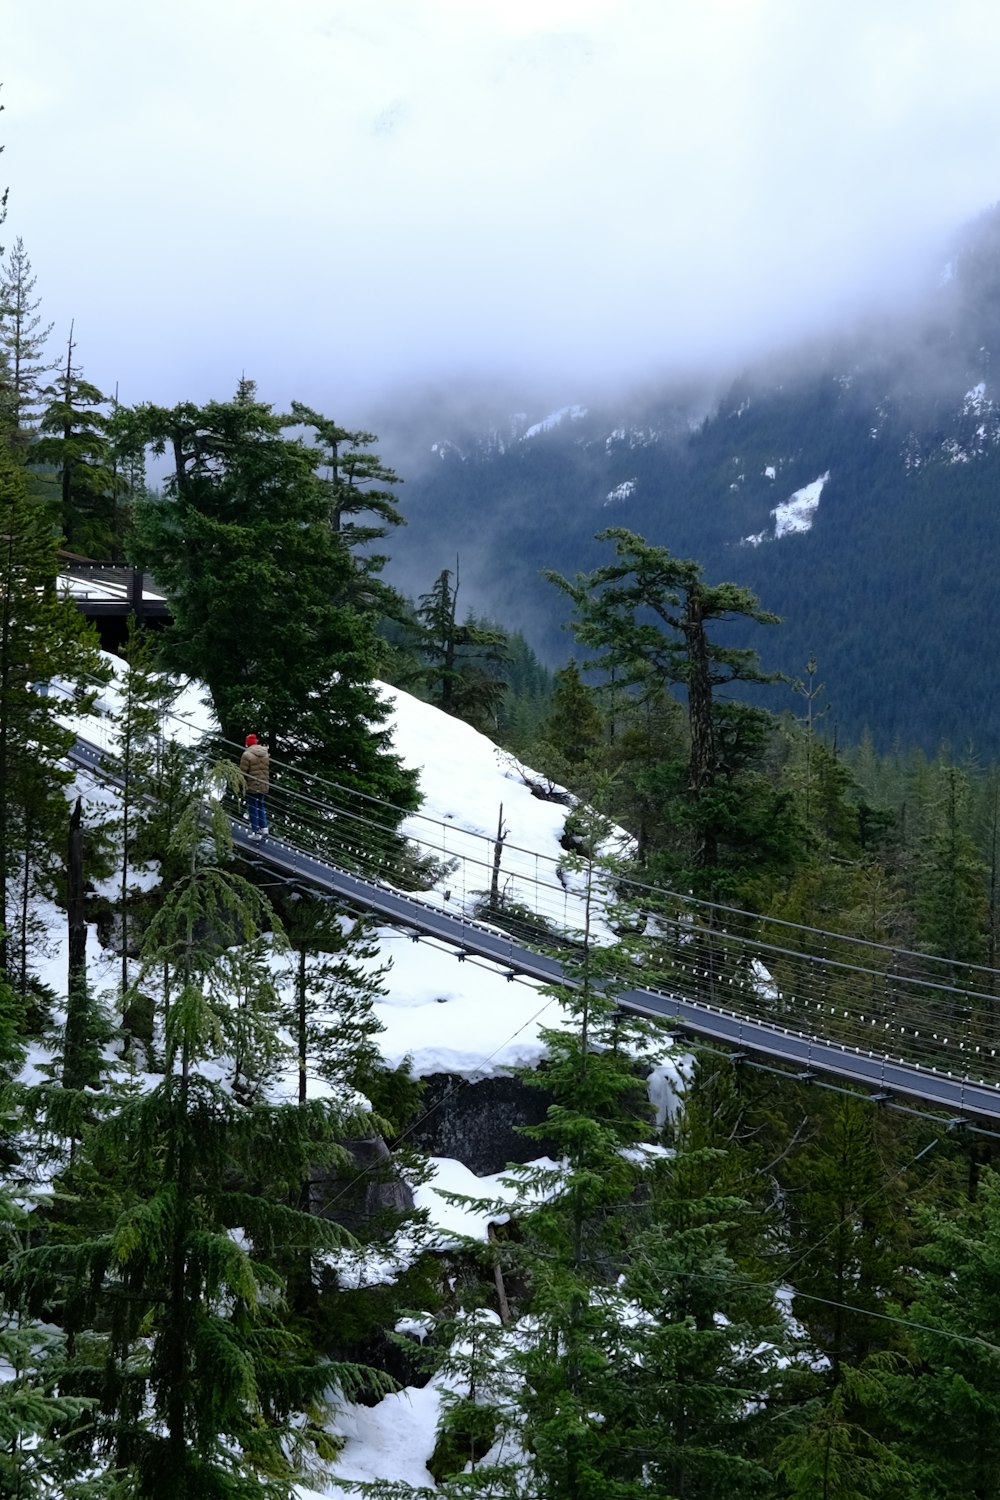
[
  {"left": 0, "top": 443, "right": 106, "bottom": 985},
  {"left": 124, "top": 383, "right": 420, "bottom": 836}
]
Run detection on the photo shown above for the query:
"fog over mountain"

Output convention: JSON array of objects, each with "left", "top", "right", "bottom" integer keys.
[
  {"left": 372, "top": 201, "right": 1000, "bottom": 753},
  {"left": 5, "top": 0, "right": 1000, "bottom": 416}
]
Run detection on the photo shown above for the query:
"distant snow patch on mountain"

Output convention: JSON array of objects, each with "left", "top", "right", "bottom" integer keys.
[
  {"left": 604, "top": 479, "right": 636, "bottom": 506},
  {"left": 773, "top": 472, "right": 830, "bottom": 537},
  {"left": 902, "top": 433, "right": 923, "bottom": 471},
  {"left": 964, "top": 382, "right": 989, "bottom": 415},
  {"left": 741, "top": 472, "right": 830, "bottom": 546},
  {"left": 942, "top": 437, "right": 972, "bottom": 464},
  {"left": 522, "top": 404, "right": 587, "bottom": 439},
  {"left": 605, "top": 426, "right": 655, "bottom": 451}
]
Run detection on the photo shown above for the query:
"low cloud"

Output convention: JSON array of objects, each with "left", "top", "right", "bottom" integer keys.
[{"left": 3, "top": 0, "right": 999, "bottom": 416}]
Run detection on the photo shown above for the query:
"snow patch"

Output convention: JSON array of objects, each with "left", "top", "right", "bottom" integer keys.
[
  {"left": 522, "top": 404, "right": 587, "bottom": 439},
  {"left": 604, "top": 479, "right": 637, "bottom": 505},
  {"left": 773, "top": 471, "right": 829, "bottom": 538},
  {"left": 963, "top": 381, "right": 989, "bottom": 415},
  {"left": 739, "top": 472, "right": 829, "bottom": 547}
]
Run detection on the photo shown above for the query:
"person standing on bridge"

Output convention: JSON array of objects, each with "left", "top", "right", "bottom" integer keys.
[{"left": 240, "top": 733, "right": 270, "bottom": 841}]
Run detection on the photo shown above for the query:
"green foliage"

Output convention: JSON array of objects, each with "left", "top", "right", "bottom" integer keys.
[
  {"left": 275, "top": 890, "right": 391, "bottom": 1108},
  {"left": 413, "top": 566, "right": 510, "bottom": 732},
  {"left": 0, "top": 1288, "right": 98, "bottom": 1496},
  {"left": 489, "top": 819, "right": 677, "bottom": 1497},
  {"left": 546, "top": 527, "right": 793, "bottom": 893},
  {"left": 0, "top": 234, "right": 54, "bottom": 442},
  {"left": 33, "top": 328, "right": 125, "bottom": 557},
  {"left": 776, "top": 1357, "right": 917, "bottom": 1500},
  {"left": 784, "top": 1098, "right": 920, "bottom": 1375},
  {"left": 0, "top": 443, "right": 108, "bottom": 985},
  {"left": 494, "top": 630, "right": 553, "bottom": 751},
  {"left": 617, "top": 1152, "right": 792, "bottom": 1499},
  {"left": 886, "top": 1166, "right": 1000, "bottom": 1499},
  {"left": 13, "top": 774, "right": 396, "bottom": 1496},
  {"left": 103, "top": 618, "right": 181, "bottom": 997},
  {"left": 124, "top": 383, "right": 421, "bottom": 838},
  {"left": 913, "top": 761, "right": 988, "bottom": 967},
  {"left": 288, "top": 400, "right": 406, "bottom": 618}
]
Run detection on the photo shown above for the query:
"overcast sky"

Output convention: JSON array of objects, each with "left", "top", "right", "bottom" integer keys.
[{"left": 4, "top": 0, "right": 1000, "bottom": 423}]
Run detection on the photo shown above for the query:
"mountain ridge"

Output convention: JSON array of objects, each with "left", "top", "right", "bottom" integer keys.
[{"left": 377, "top": 204, "right": 1000, "bottom": 752}]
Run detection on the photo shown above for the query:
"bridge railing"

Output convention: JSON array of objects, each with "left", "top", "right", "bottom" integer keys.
[
  {"left": 57, "top": 562, "right": 166, "bottom": 603},
  {"left": 249, "top": 748, "right": 1000, "bottom": 1091},
  {"left": 63, "top": 697, "right": 1000, "bottom": 1097},
  {"left": 630, "top": 905, "right": 1000, "bottom": 1089}
]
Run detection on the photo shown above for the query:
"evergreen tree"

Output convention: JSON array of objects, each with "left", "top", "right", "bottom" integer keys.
[
  {"left": 494, "top": 630, "right": 554, "bottom": 751},
  {"left": 424, "top": 1304, "right": 520, "bottom": 1492},
  {"left": 0, "top": 443, "right": 107, "bottom": 984},
  {"left": 102, "top": 618, "right": 178, "bottom": 998},
  {"left": 597, "top": 674, "right": 688, "bottom": 866},
  {"left": 776, "top": 1358, "right": 916, "bottom": 1500},
  {"left": 616, "top": 1149, "right": 791, "bottom": 1498},
  {"left": 107, "top": 385, "right": 151, "bottom": 531},
  {"left": 783, "top": 1097, "right": 919, "bottom": 1379},
  {"left": 33, "top": 326, "right": 123, "bottom": 557},
  {"left": 62, "top": 794, "right": 112, "bottom": 1095},
  {"left": 546, "top": 527, "right": 781, "bottom": 797},
  {"left": 913, "top": 760, "right": 988, "bottom": 971},
  {"left": 0, "top": 1190, "right": 98, "bottom": 1497},
  {"left": 279, "top": 893, "right": 389, "bottom": 1109},
  {"left": 19, "top": 768, "right": 390, "bottom": 1497},
  {"left": 288, "top": 401, "right": 406, "bottom": 616},
  {"left": 534, "top": 657, "right": 605, "bottom": 783},
  {"left": 415, "top": 566, "right": 509, "bottom": 732},
  {"left": 484, "top": 820, "right": 668, "bottom": 1498},
  {"left": 547, "top": 528, "right": 797, "bottom": 893},
  {"left": 0, "top": 236, "right": 54, "bottom": 443},
  {"left": 887, "top": 1165, "right": 1000, "bottom": 1499},
  {"left": 124, "top": 383, "right": 421, "bottom": 837}
]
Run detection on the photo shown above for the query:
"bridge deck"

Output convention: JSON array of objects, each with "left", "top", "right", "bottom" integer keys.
[{"left": 66, "top": 735, "right": 1000, "bottom": 1124}]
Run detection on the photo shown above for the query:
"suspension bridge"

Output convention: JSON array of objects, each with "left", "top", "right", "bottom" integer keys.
[{"left": 63, "top": 720, "right": 1000, "bottom": 1128}]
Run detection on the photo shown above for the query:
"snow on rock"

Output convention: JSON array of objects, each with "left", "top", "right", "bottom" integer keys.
[
  {"left": 964, "top": 381, "right": 989, "bottom": 414},
  {"left": 604, "top": 478, "right": 637, "bottom": 505},
  {"left": 415, "top": 1155, "right": 533, "bottom": 1245},
  {"left": 604, "top": 426, "right": 655, "bottom": 450},
  {"left": 309, "top": 1381, "right": 443, "bottom": 1497},
  {"left": 942, "top": 437, "right": 971, "bottom": 464}
]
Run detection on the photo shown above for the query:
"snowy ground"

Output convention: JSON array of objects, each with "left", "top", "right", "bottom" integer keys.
[{"left": 41, "top": 657, "right": 686, "bottom": 1496}]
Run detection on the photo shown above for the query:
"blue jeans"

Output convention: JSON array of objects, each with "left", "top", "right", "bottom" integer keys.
[{"left": 246, "top": 792, "right": 268, "bottom": 833}]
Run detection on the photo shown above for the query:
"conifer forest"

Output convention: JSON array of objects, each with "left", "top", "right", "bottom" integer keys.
[{"left": 6, "top": 93, "right": 1000, "bottom": 1500}]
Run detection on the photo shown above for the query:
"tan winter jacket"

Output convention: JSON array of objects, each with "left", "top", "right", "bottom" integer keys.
[{"left": 239, "top": 743, "right": 270, "bottom": 794}]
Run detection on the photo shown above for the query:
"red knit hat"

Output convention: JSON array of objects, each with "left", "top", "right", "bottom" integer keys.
[{"left": 245, "top": 733, "right": 258, "bottom": 746}]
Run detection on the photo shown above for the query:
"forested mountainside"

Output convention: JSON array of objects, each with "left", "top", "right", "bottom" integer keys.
[
  {"left": 381, "top": 204, "right": 1000, "bottom": 753},
  {"left": 10, "top": 133, "right": 1000, "bottom": 1490}
]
